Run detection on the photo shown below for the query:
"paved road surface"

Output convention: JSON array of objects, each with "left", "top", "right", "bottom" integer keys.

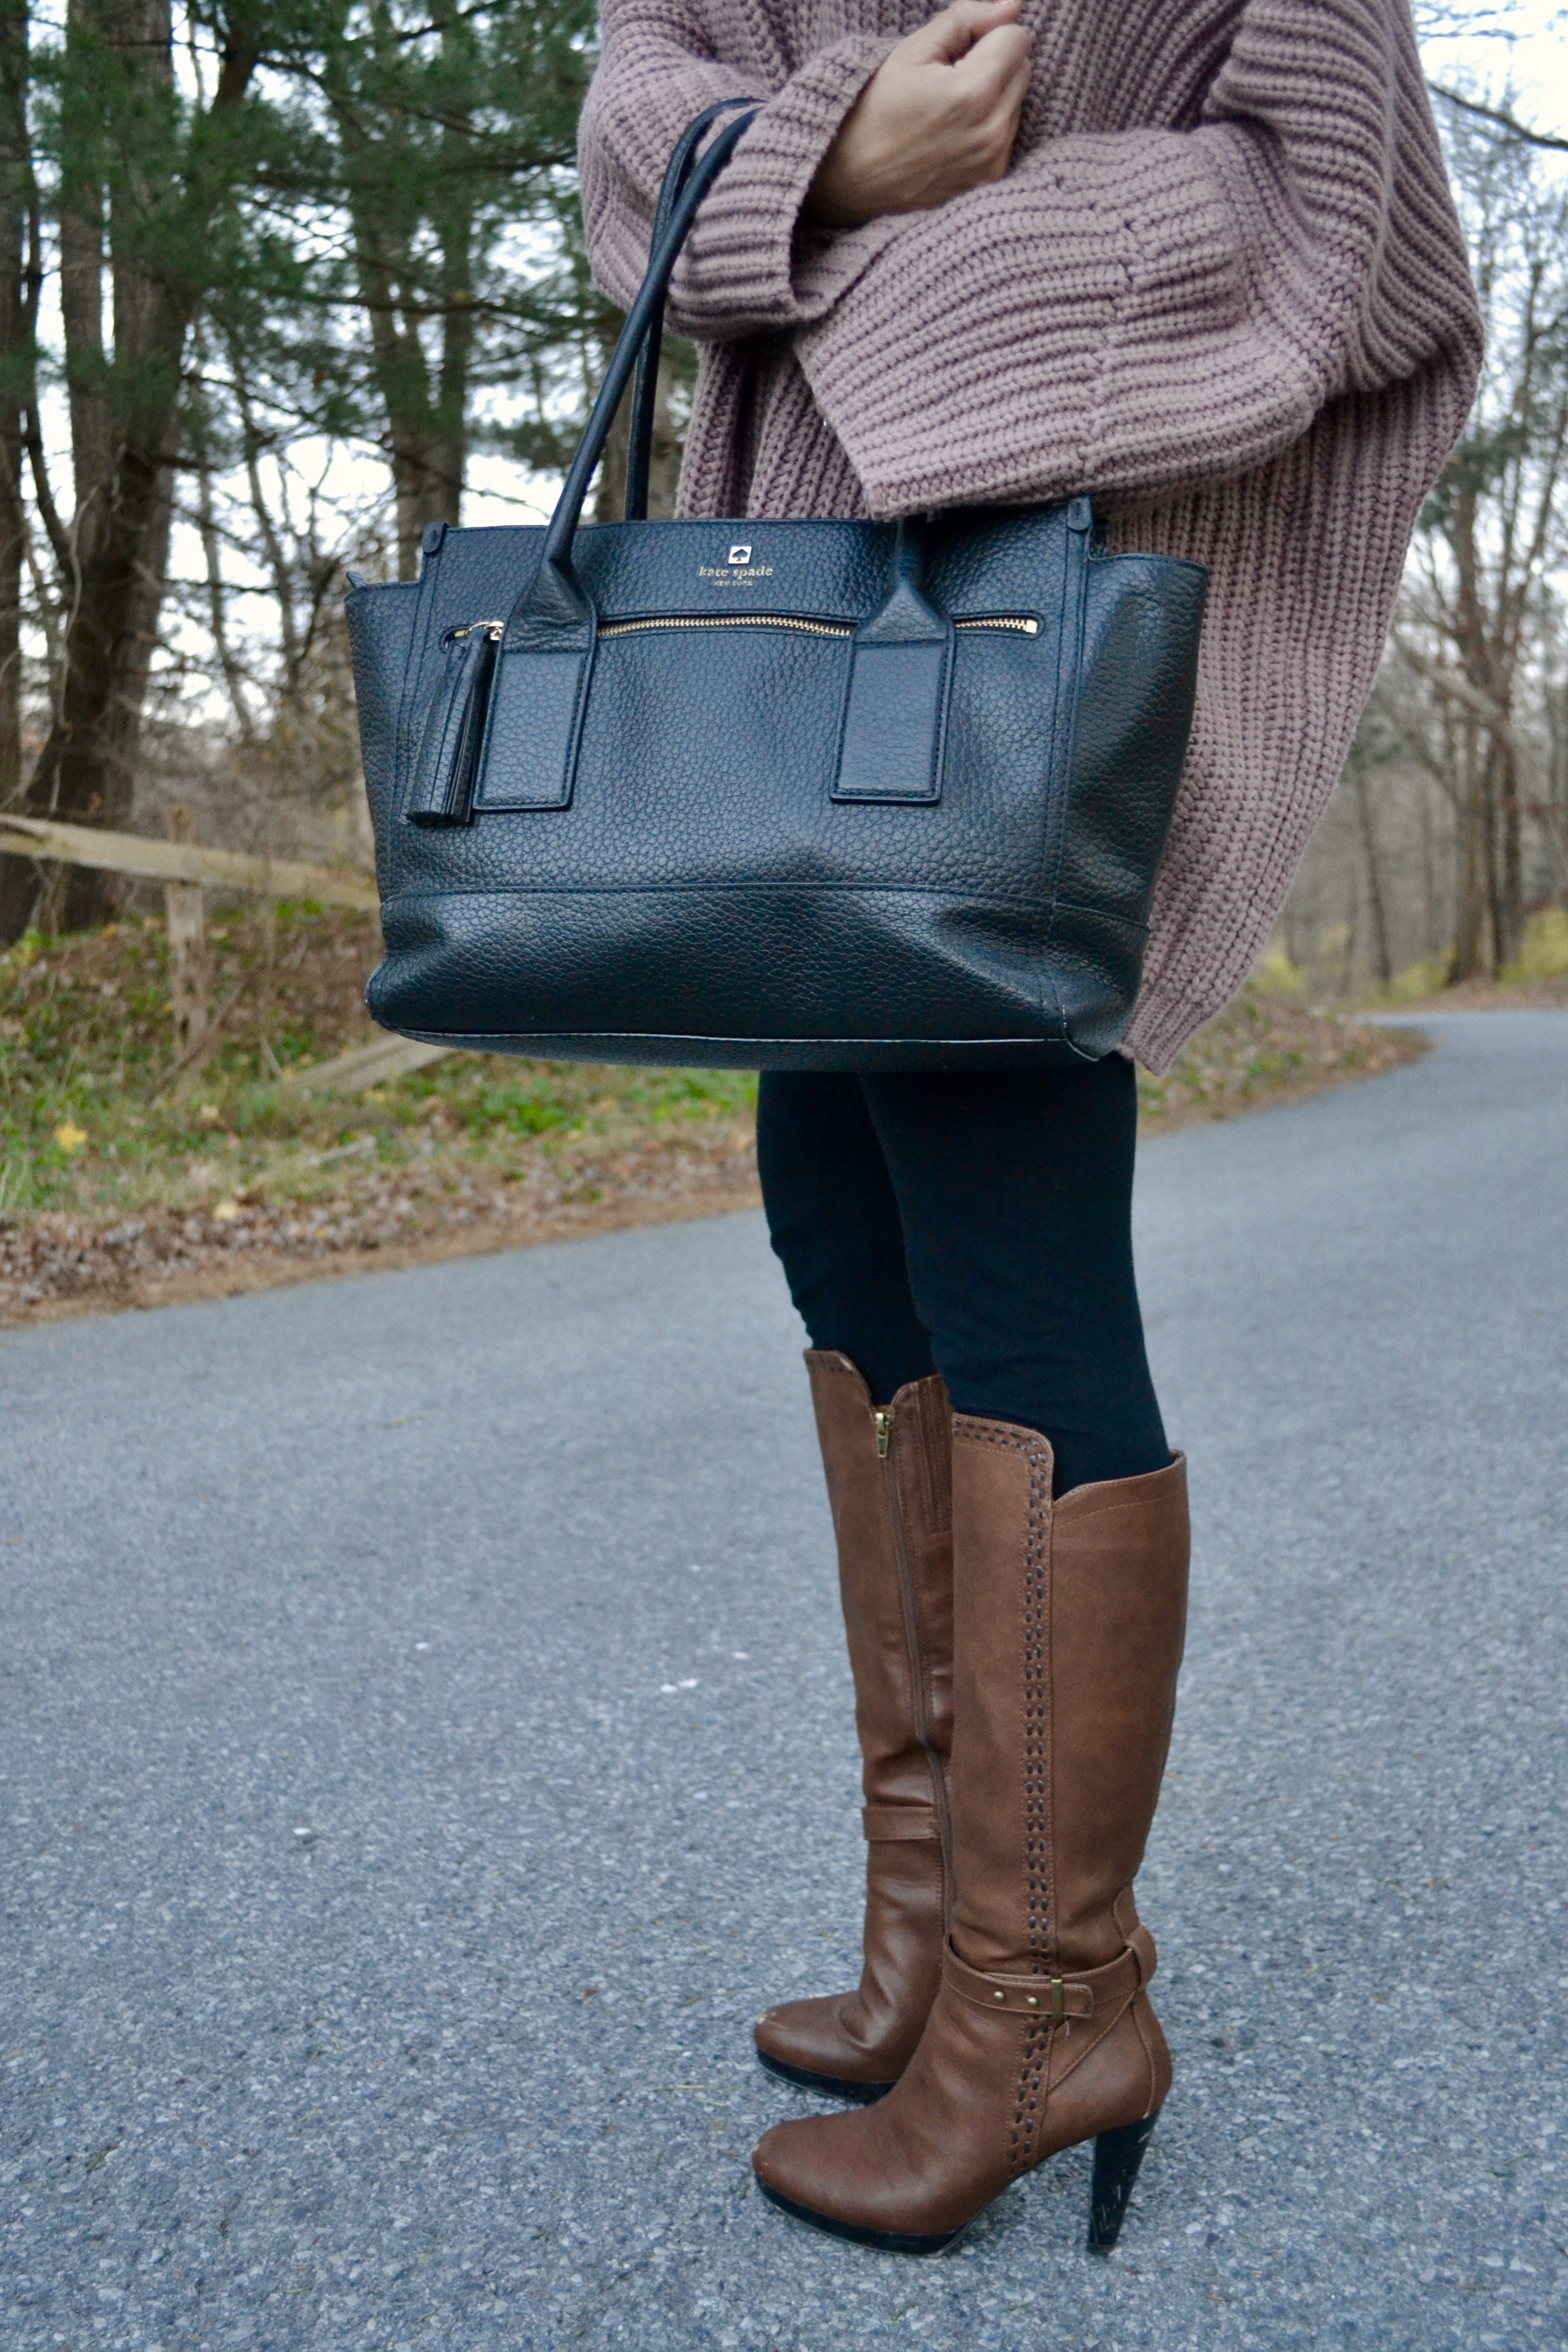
[{"left": 3, "top": 1011, "right": 1565, "bottom": 2352}]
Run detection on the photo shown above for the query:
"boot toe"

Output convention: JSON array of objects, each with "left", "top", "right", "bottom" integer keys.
[
  {"left": 752, "top": 2112, "right": 864, "bottom": 2218},
  {"left": 753, "top": 1994, "right": 840, "bottom": 2070},
  {"left": 751, "top": 2111, "right": 965, "bottom": 2254},
  {"left": 753, "top": 1996, "right": 898, "bottom": 2099}
]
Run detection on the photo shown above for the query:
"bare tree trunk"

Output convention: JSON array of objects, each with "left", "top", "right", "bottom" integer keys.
[
  {"left": 0, "top": 0, "right": 258, "bottom": 941},
  {"left": 1352, "top": 756, "right": 1394, "bottom": 987},
  {"left": 0, "top": 0, "right": 48, "bottom": 948},
  {"left": 228, "top": 339, "right": 301, "bottom": 682},
  {"left": 1451, "top": 713, "right": 1491, "bottom": 981},
  {"left": 191, "top": 369, "right": 256, "bottom": 742},
  {"left": 338, "top": 5, "right": 475, "bottom": 579},
  {"left": 0, "top": 0, "right": 29, "bottom": 816},
  {"left": 1497, "top": 738, "right": 1524, "bottom": 966},
  {"left": 1481, "top": 738, "right": 1507, "bottom": 978},
  {"left": 1417, "top": 776, "right": 1440, "bottom": 961},
  {"left": 593, "top": 340, "right": 630, "bottom": 525},
  {"left": 1340, "top": 875, "right": 1360, "bottom": 996}
]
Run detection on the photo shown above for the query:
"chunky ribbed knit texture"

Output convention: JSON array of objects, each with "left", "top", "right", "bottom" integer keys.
[{"left": 578, "top": 0, "right": 1481, "bottom": 1069}]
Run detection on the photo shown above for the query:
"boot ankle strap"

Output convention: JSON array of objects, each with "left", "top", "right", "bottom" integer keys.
[
  {"left": 862, "top": 1803, "right": 941, "bottom": 1842},
  {"left": 943, "top": 1924, "right": 1156, "bottom": 2019}
]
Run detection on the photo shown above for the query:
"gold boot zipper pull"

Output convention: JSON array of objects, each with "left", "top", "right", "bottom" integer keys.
[{"left": 874, "top": 1407, "right": 894, "bottom": 1459}]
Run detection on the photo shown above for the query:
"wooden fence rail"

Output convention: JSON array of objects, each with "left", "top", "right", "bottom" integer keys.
[
  {"left": 0, "top": 809, "right": 424, "bottom": 1090},
  {"left": 0, "top": 812, "right": 379, "bottom": 910}
]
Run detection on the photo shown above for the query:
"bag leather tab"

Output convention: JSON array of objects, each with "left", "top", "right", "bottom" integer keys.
[
  {"left": 473, "top": 642, "right": 595, "bottom": 812},
  {"left": 833, "top": 545, "right": 953, "bottom": 805}
]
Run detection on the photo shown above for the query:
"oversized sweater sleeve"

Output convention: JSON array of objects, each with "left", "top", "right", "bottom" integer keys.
[
  {"left": 788, "top": 0, "right": 1482, "bottom": 516},
  {"left": 576, "top": 0, "right": 899, "bottom": 342}
]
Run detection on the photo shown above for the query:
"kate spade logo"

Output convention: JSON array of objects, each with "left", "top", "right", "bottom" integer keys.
[{"left": 697, "top": 544, "right": 775, "bottom": 583}]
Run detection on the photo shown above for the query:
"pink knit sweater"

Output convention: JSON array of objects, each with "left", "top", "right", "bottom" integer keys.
[{"left": 578, "top": 0, "right": 1481, "bottom": 1070}]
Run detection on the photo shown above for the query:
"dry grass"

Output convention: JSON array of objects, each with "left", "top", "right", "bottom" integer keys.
[
  {"left": 1135, "top": 984, "right": 1427, "bottom": 1131},
  {"left": 0, "top": 910, "right": 1424, "bottom": 1327},
  {"left": 1384, "top": 973, "right": 1568, "bottom": 1014}
]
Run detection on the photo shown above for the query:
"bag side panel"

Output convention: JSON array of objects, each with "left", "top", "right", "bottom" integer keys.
[
  {"left": 1054, "top": 555, "right": 1207, "bottom": 929},
  {"left": 346, "top": 582, "right": 421, "bottom": 894}
]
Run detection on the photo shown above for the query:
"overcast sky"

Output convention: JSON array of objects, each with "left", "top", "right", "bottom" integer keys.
[{"left": 1415, "top": 1, "right": 1566, "bottom": 135}]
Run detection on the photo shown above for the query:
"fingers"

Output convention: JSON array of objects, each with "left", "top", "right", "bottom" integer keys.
[
  {"left": 906, "top": 0, "right": 1024, "bottom": 68},
  {"left": 809, "top": 0, "right": 1032, "bottom": 224},
  {"left": 951, "top": 21, "right": 1033, "bottom": 105}
]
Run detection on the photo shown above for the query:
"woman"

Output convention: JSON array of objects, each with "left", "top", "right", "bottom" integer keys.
[{"left": 577, "top": 0, "right": 1480, "bottom": 2255}]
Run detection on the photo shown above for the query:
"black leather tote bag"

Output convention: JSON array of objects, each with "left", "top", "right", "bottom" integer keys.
[{"left": 348, "top": 104, "right": 1208, "bottom": 1070}]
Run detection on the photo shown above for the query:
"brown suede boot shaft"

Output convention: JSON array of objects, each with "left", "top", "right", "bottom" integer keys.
[
  {"left": 753, "top": 1422, "right": 1189, "bottom": 2242},
  {"left": 753, "top": 1355, "right": 953, "bottom": 2090}
]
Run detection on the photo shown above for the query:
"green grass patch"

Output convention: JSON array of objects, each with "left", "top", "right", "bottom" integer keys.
[{"left": 0, "top": 905, "right": 756, "bottom": 1219}]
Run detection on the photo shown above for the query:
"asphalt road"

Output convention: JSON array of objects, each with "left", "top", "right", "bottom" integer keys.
[{"left": 3, "top": 1010, "right": 1565, "bottom": 2352}]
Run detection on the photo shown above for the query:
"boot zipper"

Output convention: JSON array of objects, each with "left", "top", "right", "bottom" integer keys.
[{"left": 877, "top": 1402, "right": 955, "bottom": 1895}]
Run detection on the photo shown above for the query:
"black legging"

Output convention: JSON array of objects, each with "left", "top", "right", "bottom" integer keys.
[{"left": 755, "top": 1061, "right": 1168, "bottom": 1497}]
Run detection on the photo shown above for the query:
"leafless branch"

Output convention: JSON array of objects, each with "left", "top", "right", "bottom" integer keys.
[{"left": 1429, "top": 85, "right": 1568, "bottom": 153}]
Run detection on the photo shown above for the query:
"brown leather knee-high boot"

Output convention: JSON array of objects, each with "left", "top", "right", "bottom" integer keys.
[
  {"left": 753, "top": 1417, "right": 1189, "bottom": 2253},
  {"left": 754, "top": 1352, "right": 953, "bottom": 2100}
]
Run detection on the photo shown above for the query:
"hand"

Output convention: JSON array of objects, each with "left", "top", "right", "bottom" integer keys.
[{"left": 805, "top": 0, "right": 1033, "bottom": 230}]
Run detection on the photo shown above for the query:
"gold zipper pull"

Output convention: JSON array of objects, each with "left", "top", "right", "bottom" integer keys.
[{"left": 874, "top": 1407, "right": 894, "bottom": 1459}]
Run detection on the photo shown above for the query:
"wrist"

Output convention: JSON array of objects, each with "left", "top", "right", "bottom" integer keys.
[{"left": 804, "top": 174, "right": 873, "bottom": 229}]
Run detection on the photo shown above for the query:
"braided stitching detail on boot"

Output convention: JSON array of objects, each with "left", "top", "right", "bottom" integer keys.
[
  {"left": 960, "top": 1420, "right": 1057, "bottom": 2179},
  {"left": 1019, "top": 1432, "right": 1050, "bottom": 2176}
]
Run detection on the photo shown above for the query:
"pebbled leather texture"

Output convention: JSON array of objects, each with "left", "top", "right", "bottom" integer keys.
[
  {"left": 348, "top": 505, "right": 1206, "bottom": 1068},
  {"left": 347, "top": 111, "right": 1205, "bottom": 1070}
]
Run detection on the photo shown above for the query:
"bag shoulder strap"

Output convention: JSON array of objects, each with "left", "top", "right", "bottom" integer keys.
[
  {"left": 624, "top": 99, "right": 760, "bottom": 521},
  {"left": 517, "top": 102, "right": 762, "bottom": 619}
]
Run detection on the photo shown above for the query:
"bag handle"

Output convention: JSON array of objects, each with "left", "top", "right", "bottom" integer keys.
[
  {"left": 475, "top": 103, "right": 950, "bottom": 818},
  {"left": 518, "top": 102, "right": 761, "bottom": 628},
  {"left": 472, "top": 105, "right": 759, "bottom": 814},
  {"left": 624, "top": 100, "right": 758, "bottom": 522}
]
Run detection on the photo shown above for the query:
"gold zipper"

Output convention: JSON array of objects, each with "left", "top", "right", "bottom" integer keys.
[
  {"left": 596, "top": 612, "right": 1039, "bottom": 641},
  {"left": 874, "top": 1407, "right": 894, "bottom": 1459},
  {"left": 454, "top": 614, "right": 1038, "bottom": 644},
  {"left": 599, "top": 613, "right": 848, "bottom": 640}
]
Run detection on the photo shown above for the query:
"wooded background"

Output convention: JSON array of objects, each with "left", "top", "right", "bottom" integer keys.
[{"left": 0, "top": 0, "right": 1562, "bottom": 992}]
